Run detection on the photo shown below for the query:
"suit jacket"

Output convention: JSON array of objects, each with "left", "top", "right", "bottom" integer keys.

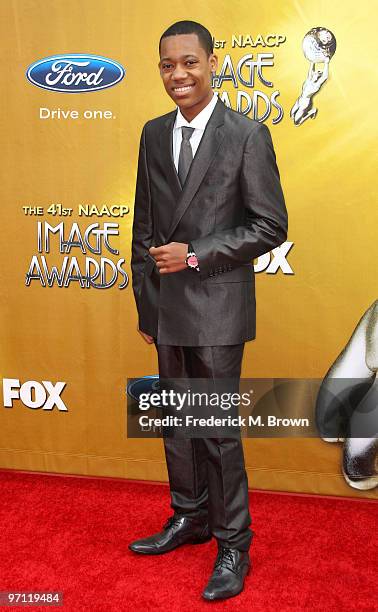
[{"left": 131, "top": 97, "right": 288, "bottom": 346}]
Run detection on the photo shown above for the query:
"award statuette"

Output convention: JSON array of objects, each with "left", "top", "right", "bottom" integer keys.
[
  {"left": 316, "top": 300, "right": 378, "bottom": 491},
  {"left": 291, "top": 27, "right": 336, "bottom": 126}
]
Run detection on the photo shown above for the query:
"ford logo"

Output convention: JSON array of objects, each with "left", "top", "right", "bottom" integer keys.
[
  {"left": 26, "top": 54, "right": 125, "bottom": 93},
  {"left": 126, "top": 376, "right": 161, "bottom": 403}
]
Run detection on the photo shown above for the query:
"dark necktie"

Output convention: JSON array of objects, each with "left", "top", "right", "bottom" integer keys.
[{"left": 178, "top": 126, "right": 195, "bottom": 187}]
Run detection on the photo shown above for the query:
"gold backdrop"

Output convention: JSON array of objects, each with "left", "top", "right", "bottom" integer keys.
[{"left": 0, "top": 0, "right": 376, "bottom": 499}]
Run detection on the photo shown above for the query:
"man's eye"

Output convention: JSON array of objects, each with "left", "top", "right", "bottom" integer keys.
[
  {"left": 162, "top": 64, "right": 172, "bottom": 69},
  {"left": 186, "top": 61, "right": 197, "bottom": 65}
]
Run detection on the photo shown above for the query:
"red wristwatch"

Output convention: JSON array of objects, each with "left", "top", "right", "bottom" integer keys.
[{"left": 185, "top": 244, "right": 200, "bottom": 272}]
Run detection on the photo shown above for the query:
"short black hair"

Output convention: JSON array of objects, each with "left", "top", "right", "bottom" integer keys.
[{"left": 159, "top": 20, "right": 213, "bottom": 57}]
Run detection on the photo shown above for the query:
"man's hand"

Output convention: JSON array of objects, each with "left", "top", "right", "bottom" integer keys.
[
  {"left": 137, "top": 324, "right": 154, "bottom": 344},
  {"left": 149, "top": 242, "right": 188, "bottom": 274}
]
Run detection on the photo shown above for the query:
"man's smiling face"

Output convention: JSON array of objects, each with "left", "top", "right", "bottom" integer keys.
[{"left": 158, "top": 33, "right": 218, "bottom": 122}]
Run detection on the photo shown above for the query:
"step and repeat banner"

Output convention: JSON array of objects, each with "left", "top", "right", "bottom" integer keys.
[{"left": 0, "top": 1, "right": 376, "bottom": 498}]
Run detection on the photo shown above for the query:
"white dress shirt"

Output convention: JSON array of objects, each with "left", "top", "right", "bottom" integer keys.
[{"left": 172, "top": 92, "right": 218, "bottom": 172}]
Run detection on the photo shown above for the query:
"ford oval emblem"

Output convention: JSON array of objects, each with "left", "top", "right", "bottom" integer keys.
[
  {"left": 26, "top": 54, "right": 125, "bottom": 93},
  {"left": 126, "top": 376, "right": 161, "bottom": 403}
]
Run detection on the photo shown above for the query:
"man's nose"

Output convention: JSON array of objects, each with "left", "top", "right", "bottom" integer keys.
[{"left": 171, "top": 64, "right": 188, "bottom": 80}]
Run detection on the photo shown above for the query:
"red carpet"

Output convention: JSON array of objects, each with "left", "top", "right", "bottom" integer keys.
[{"left": 0, "top": 471, "right": 376, "bottom": 611}]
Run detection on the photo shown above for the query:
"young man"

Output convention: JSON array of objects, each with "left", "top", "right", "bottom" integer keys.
[{"left": 130, "top": 20, "right": 287, "bottom": 601}]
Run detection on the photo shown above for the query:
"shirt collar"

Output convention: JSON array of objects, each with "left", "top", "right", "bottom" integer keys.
[{"left": 174, "top": 92, "right": 218, "bottom": 131}]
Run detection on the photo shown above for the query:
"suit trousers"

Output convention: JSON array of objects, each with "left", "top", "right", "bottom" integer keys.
[{"left": 153, "top": 341, "right": 253, "bottom": 552}]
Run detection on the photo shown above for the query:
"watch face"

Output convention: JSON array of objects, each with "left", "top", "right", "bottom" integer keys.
[{"left": 187, "top": 254, "right": 198, "bottom": 267}]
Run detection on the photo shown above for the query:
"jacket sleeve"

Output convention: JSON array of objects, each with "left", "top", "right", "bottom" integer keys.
[
  {"left": 191, "top": 122, "right": 288, "bottom": 277},
  {"left": 131, "top": 123, "right": 153, "bottom": 309}
]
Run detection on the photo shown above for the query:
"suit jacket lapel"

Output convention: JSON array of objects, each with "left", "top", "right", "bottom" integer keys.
[
  {"left": 159, "top": 108, "right": 182, "bottom": 202},
  {"left": 159, "top": 97, "right": 226, "bottom": 243}
]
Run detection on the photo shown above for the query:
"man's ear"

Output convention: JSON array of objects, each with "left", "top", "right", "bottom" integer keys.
[
  {"left": 157, "top": 61, "right": 163, "bottom": 77},
  {"left": 210, "top": 53, "right": 218, "bottom": 72}
]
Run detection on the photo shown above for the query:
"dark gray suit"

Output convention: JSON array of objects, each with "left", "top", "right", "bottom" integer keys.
[
  {"left": 131, "top": 97, "right": 287, "bottom": 551},
  {"left": 131, "top": 97, "right": 287, "bottom": 346}
]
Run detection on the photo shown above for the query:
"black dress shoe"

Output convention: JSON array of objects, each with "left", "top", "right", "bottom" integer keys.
[
  {"left": 202, "top": 546, "right": 251, "bottom": 600},
  {"left": 128, "top": 515, "right": 211, "bottom": 554}
]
